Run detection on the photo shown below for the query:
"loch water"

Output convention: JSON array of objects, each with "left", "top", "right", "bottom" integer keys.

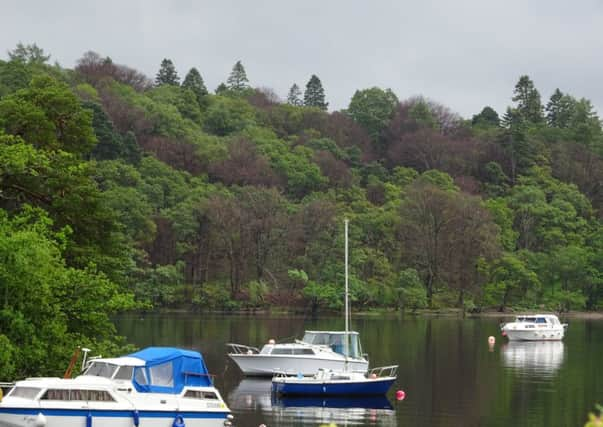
[{"left": 114, "top": 314, "right": 603, "bottom": 427}]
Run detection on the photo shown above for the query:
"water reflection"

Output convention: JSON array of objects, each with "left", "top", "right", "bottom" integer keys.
[
  {"left": 229, "top": 378, "right": 396, "bottom": 426},
  {"left": 500, "top": 341, "right": 565, "bottom": 376}
]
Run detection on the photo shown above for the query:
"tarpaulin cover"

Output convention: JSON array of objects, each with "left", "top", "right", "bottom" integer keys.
[{"left": 128, "top": 347, "right": 211, "bottom": 393}]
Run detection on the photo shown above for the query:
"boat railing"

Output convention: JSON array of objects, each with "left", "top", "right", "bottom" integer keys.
[
  {"left": 226, "top": 343, "right": 260, "bottom": 355},
  {"left": 368, "top": 365, "right": 398, "bottom": 378}
]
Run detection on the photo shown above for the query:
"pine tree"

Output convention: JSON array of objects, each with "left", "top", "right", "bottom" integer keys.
[
  {"left": 287, "top": 83, "right": 303, "bottom": 106},
  {"left": 304, "top": 75, "right": 328, "bottom": 110},
  {"left": 226, "top": 60, "right": 249, "bottom": 93},
  {"left": 546, "top": 89, "right": 576, "bottom": 128},
  {"left": 155, "top": 58, "right": 180, "bottom": 86},
  {"left": 182, "top": 67, "right": 208, "bottom": 104},
  {"left": 472, "top": 106, "right": 500, "bottom": 127},
  {"left": 511, "top": 75, "right": 543, "bottom": 124}
]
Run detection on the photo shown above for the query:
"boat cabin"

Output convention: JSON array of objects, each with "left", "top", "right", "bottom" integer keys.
[
  {"left": 514, "top": 315, "right": 561, "bottom": 326},
  {"left": 301, "top": 331, "right": 364, "bottom": 358}
]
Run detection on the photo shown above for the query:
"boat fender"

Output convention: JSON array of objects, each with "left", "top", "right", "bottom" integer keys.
[
  {"left": 133, "top": 410, "right": 140, "bottom": 427},
  {"left": 34, "top": 413, "right": 47, "bottom": 427},
  {"left": 86, "top": 412, "right": 93, "bottom": 427},
  {"left": 173, "top": 415, "right": 185, "bottom": 427},
  {"left": 0, "top": 387, "right": 2, "bottom": 402}
]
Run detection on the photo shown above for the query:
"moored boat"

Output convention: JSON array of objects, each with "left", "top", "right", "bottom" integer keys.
[
  {"left": 227, "top": 330, "right": 369, "bottom": 376},
  {"left": 0, "top": 347, "right": 233, "bottom": 427},
  {"left": 501, "top": 314, "right": 568, "bottom": 341},
  {"left": 271, "top": 365, "right": 397, "bottom": 396}
]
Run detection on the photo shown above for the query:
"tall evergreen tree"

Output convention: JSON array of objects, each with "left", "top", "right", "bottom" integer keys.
[
  {"left": 155, "top": 58, "right": 180, "bottom": 86},
  {"left": 287, "top": 83, "right": 303, "bottom": 106},
  {"left": 182, "top": 67, "right": 208, "bottom": 104},
  {"left": 546, "top": 89, "right": 576, "bottom": 128},
  {"left": 304, "top": 74, "right": 328, "bottom": 110},
  {"left": 227, "top": 60, "right": 250, "bottom": 92},
  {"left": 511, "top": 75, "right": 543, "bottom": 124}
]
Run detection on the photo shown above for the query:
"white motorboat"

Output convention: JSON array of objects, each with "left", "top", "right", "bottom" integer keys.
[
  {"left": 501, "top": 314, "right": 568, "bottom": 341},
  {"left": 0, "top": 347, "right": 233, "bottom": 427},
  {"left": 227, "top": 330, "right": 369, "bottom": 376}
]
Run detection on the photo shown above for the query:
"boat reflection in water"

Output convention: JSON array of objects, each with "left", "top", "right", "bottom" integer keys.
[
  {"left": 501, "top": 341, "right": 565, "bottom": 376},
  {"left": 229, "top": 378, "right": 396, "bottom": 425}
]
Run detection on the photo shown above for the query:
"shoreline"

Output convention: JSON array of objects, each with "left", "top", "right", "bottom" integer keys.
[{"left": 128, "top": 307, "right": 603, "bottom": 320}]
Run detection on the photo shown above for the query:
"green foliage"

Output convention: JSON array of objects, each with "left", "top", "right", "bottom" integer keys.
[
  {"left": 0, "top": 208, "right": 136, "bottom": 379},
  {"left": 8, "top": 43, "right": 50, "bottom": 65},
  {"left": 182, "top": 67, "right": 208, "bottom": 105},
  {"left": 511, "top": 75, "right": 544, "bottom": 124},
  {"left": 396, "top": 268, "right": 428, "bottom": 311},
  {"left": 347, "top": 87, "right": 398, "bottom": 141},
  {"left": 155, "top": 58, "right": 180, "bottom": 86},
  {"left": 472, "top": 106, "right": 500, "bottom": 127},
  {"left": 226, "top": 60, "right": 250, "bottom": 95},
  {"left": 304, "top": 74, "right": 328, "bottom": 110},
  {"left": 203, "top": 96, "right": 256, "bottom": 136},
  {"left": 482, "top": 254, "right": 541, "bottom": 310},
  {"left": 287, "top": 83, "right": 303, "bottom": 106},
  {"left": 192, "top": 282, "right": 239, "bottom": 311}
]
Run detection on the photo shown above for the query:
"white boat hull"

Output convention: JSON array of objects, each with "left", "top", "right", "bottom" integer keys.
[
  {"left": 503, "top": 327, "right": 565, "bottom": 341},
  {"left": 229, "top": 354, "right": 368, "bottom": 376},
  {"left": 0, "top": 409, "right": 228, "bottom": 427}
]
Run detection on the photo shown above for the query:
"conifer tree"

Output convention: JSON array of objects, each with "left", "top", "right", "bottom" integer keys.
[
  {"left": 287, "top": 83, "right": 303, "bottom": 106},
  {"left": 511, "top": 75, "right": 543, "bottom": 124},
  {"left": 155, "top": 58, "right": 180, "bottom": 86},
  {"left": 227, "top": 60, "right": 250, "bottom": 93},
  {"left": 546, "top": 89, "right": 576, "bottom": 128},
  {"left": 304, "top": 75, "right": 328, "bottom": 110},
  {"left": 182, "top": 67, "right": 208, "bottom": 104}
]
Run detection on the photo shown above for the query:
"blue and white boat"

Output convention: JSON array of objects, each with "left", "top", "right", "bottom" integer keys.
[
  {"left": 0, "top": 347, "right": 233, "bottom": 427},
  {"left": 271, "top": 366, "right": 397, "bottom": 396}
]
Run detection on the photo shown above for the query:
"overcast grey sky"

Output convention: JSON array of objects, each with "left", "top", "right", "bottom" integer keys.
[{"left": 2, "top": 0, "right": 603, "bottom": 118}]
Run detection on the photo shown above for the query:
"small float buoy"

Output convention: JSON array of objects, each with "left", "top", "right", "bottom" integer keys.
[
  {"left": 370, "top": 373, "right": 377, "bottom": 379},
  {"left": 259, "top": 424, "right": 267, "bottom": 427},
  {"left": 268, "top": 339, "right": 276, "bottom": 345},
  {"left": 395, "top": 390, "right": 406, "bottom": 401},
  {"left": 34, "top": 413, "right": 47, "bottom": 427},
  {"left": 501, "top": 331, "right": 507, "bottom": 337},
  {"left": 173, "top": 415, "right": 185, "bottom": 427},
  {"left": 488, "top": 336, "right": 496, "bottom": 345}
]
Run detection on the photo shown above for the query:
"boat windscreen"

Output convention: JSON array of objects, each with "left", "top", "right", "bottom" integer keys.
[
  {"left": 85, "top": 362, "right": 118, "bottom": 379},
  {"left": 302, "top": 332, "right": 361, "bottom": 358}
]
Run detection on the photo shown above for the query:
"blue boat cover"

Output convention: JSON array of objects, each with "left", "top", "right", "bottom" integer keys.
[{"left": 128, "top": 347, "right": 212, "bottom": 393}]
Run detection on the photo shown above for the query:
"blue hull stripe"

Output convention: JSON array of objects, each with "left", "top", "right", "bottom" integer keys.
[
  {"left": 273, "top": 378, "right": 396, "bottom": 395},
  {"left": 0, "top": 408, "right": 228, "bottom": 419}
]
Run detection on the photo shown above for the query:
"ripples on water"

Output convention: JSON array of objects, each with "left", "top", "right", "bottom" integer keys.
[{"left": 114, "top": 314, "right": 603, "bottom": 427}]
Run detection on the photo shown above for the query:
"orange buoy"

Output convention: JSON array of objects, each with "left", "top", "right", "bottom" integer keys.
[{"left": 395, "top": 390, "right": 406, "bottom": 401}]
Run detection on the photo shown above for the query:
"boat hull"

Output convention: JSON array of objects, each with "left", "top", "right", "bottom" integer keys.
[
  {"left": 271, "top": 377, "right": 396, "bottom": 396},
  {"left": 503, "top": 327, "right": 565, "bottom": 341},
  {"left": 229, "top": 354, "right": 369, "bottom": 376},
  {"left": 0, "top": 408, "right": 229, "bottom": 427}
]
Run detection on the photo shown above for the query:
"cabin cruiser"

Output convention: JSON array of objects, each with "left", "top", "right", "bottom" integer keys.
[
  {"left": 227, "top": 330, "right": 369, "bottom": 376},
  {"left": 501, "top": 314, "right": 568, "bottom": 341},
  {"left": 0, "top": 347, "right": 233, "bottom": 427}
]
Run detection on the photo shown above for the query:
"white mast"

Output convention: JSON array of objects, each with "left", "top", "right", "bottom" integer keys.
[{"left": 344, "top": 218, "right": 349, "bottom": 367}]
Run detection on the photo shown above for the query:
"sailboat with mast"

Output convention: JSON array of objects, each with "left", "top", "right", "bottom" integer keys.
[{"left": 271, "top": 220, "right": 398, "bottom": 396}]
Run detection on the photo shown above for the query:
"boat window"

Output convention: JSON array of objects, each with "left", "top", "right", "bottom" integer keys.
[
  {"left": 42, "top": 389, "right": 72, "bottom": 401},
  {"left": 149, "top": 362, "right": 174, "bottom": 387},
  {"left": 85, "top": 362, "right": 118, "bottom": 379},
  {"left": 88, "top": 390, "right": 115, "bottom": 402},
  {"left": 114, "top": 366, "right": 134, "bottom": 381},
  {"left": 134, "top": 367, "right": 148, "bottom": 385},
  {"left": 9, "top": 387, "right": 41, "bottom": 400},
  {"left": 184, "top": 390, "right": 218, "bottom": 400},
  {"left": 270, "top": 348, "right": 293, "bottom": 355},
  {"left": 302, "top": 332, "right": 361, "bottom": 358},
  {"left": 292, "top": 348, "right": 315, "bottom": 355},
  {"left": 536, "top": 317, "right": 547, "bottom": 324}
]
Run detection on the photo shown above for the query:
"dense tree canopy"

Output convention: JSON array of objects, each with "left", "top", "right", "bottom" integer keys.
[{"left": 1, "top": 45, "right": 603, "bottom": 381}]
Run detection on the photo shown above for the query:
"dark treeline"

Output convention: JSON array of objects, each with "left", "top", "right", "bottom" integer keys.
[{"left": 1, "top": 43, "right": 603, "bottom": 377}]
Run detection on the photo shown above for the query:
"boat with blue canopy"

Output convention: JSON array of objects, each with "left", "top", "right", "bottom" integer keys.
[{"left": 0, "top": 347, "right": 233, "bottom": 427}]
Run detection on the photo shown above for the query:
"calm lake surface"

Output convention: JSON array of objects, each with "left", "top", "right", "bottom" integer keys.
[{"left": 114, "top": 314, "right": 603, "bottom": 427}]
